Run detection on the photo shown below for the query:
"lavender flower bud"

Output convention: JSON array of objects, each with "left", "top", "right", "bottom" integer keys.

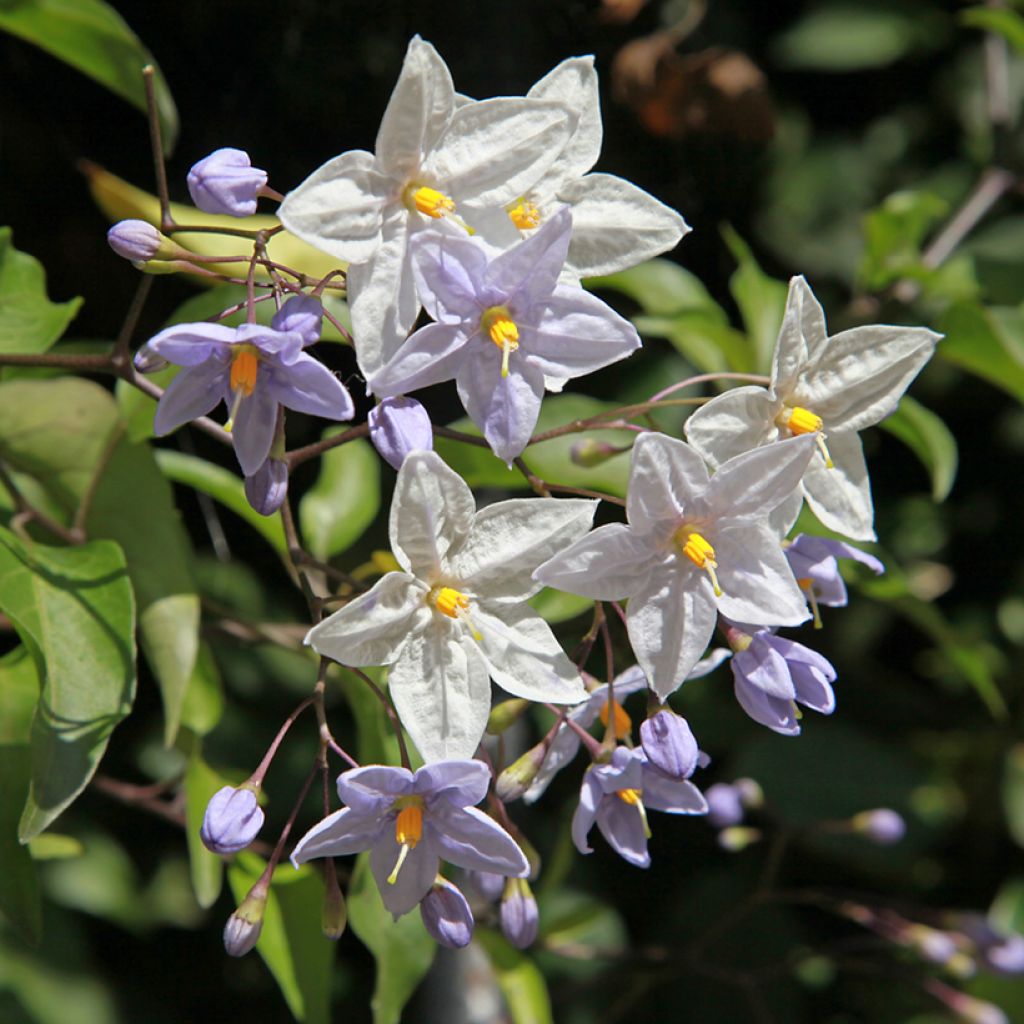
[
  {"left": 132, "top": 345, "right": 169, "bottom": 374},
  {"left": 223, "top": 883, "right": 268, "bottom": 957},
  {"left": 705, "top": 783, "right": 745, "bottom": 828},
  {"left": 187, "top": 148, "right": 268, "bottom": 217},
  {"left": 107, "top": 219, "right": 176, "bottom": 262},
  {"left": 908, "top": 924, "right": 958, "bottom": 965},
  {"left": 420, "top": 878, "right": 474, "bottom": 949},
  {"left": 495, "top": 743, "right": 548, "bottom": 803},
  {"left": 368, "top": 397, "right": 434, "bottom": 470},
  {"left": 851, "top": 808, "right": 906, "bottom": 845},
  {"left": 466, "top": 869, "right": 505, "bottom": 903},
  {"left": 244, "top": 457, "right": 289, "bottom": 517},
  {"left": 200, "top": 785, "right": 264, "bottom": 854},
  {"left": 639, "top": 711, "right": 699, "bottom": 779},
  {"left": 500, "top": 878, "right": 539, "bottom": 949}
]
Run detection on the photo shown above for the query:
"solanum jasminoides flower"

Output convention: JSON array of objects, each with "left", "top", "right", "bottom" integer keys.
[
  {"left": 187, "top": 148, "right": 268, "bottom": 217},
  {"left": 291, "top": 760, "right": 528, "bottom": 919},
  {"left": 368, "top": 396, "right": 434, "bottom": 469},
  {"left": 306, "top": 450, "right": 593, "bottom": 762},
  {"left": 420, "top": 877, "right": 475, "bottom": 948},
  {"left": 200, "top": 785, "right": 264, "bottom": 854},
  {"left": 280, "top": 36, "right": 577, "bottom": 378},
  {"left": 370, "top": 208, "right": 641, "bottom": 464},
  {"left": 685, "top": 276, "right": 940, "bottom": 540},
  {"left": 572, "top": 746, "right": 707, "bottom": 867},
  {"left": 535, "top": 432, "right": 816, "bottom": 699},
  {"left": 137, "top": 295, "right": 353, "bottom": 477},
  {"left": 784, "top": 533, "right": 885, "bottom": 623}
]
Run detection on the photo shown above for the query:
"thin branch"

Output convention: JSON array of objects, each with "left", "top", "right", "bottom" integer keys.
[
  {"left": 0, "top": 461, "right": 81, "bottom": 545},
  {"left": 286, "top": 422, "right": 369, "bottom": 469}
]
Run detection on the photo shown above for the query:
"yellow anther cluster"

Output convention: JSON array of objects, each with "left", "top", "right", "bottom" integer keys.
[
  {"left": 394, "top": 803, "right": 423, "bottom": 848},
  {"left": 599, "top": 698, "right": 632, "bottom": 740},
  {"left": 433, "top": 587, "right": 470, "bottom": 619},
  {"left": 676, "top": 530, "right": 723, "bottom": 597},
  {"left": 616, "top": 788, "right": 642, "bottom": 806},
  {"left": 786, "top": 406, "right": 824, "bottom": 436},
  {"left": 507, "top": 200, "right": 542, "bottom": 230},
  {"left": 410, "top": 185, "right": 456, "bottom": 218},
  {"left": 230, "top": 346, "right": 259, "bottom": 397},
  {"left": 481, "top": 306, "right": 520, "bottom": 378}
]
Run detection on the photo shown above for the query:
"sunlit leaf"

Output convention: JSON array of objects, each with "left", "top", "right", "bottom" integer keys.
[
  {"left": 722, "top": 225, "right": 787, "bottom": 372},
  {"left": 476, "top": 928, "right": 554, "bottom": 1024},
  {"left": 962, "top": 6, "right": 1024, "bottom": 54},
  {"left": 859, "top": 190, "right": 948, "bottom": 290},
  {"left": 183, "top": 742, "right": 226, "bottom": 910},
  {"left": 179, "top": 642, "right": 225, "bottom": 737},
  {"left": 938, "top": 302, "right": 1024, "bottom": 403},
  {"left": 589, "top": 259, "right": 724, "bottom": 317},
  {"left": 879, "top": 396, "right": 958, "bottom": 502}
]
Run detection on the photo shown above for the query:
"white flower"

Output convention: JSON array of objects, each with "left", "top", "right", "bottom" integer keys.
[
  {"left": 534, "top": 432, "right": 815, "bottom": 700},
  {"left": 280, "top": 37, "right": 577, "bottom": 379},
  {"left": 471, "top": 56, "right": 690, "bottom": 281},
  {"left": 306, "top": 451, "right": 593, "bottom": 762},
  {"left": 684, "top": 276, "right": 940, "bottom": 541}
]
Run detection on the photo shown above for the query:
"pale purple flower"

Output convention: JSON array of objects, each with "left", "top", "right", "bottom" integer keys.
[
  {"left": 572, "top": 746, "right": 707, "bottom": 868},
  {"left": 370, "top": 208, "right": 641, "bottom": 464},
  {"left": 785, "top": 533, "right": 885, "bottom": 610},
  {"left": 500, "top": 877, "right": 539, "bottom": 948},
  {"left": 727, "top": 624, "right": 836, "bottom": 735},
  {"left": 107, "top": 219, "right": 167, "bottom": 262},
  {"left": 244, "top": 456, "right": 289, "bottom": 516},
  {"left": 138, "top": 295, "right": 353, "bottom": 476},
  {"left": 420, "top": 877, "right": 475, "bottom": 948},
  {"left": 200, "top": 785, "right": 264, "bottom": 854},
  {"left": 188, "top": 148, "right": 268, "bottom": 217},
  {"left": 368, "top": 396, "right": 434, "bottom": 469},
  {"left": 291, "top": 760, "right": 528, "bottom": 919}
]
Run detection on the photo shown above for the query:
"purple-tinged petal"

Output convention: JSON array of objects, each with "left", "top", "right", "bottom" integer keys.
[
  {"left": 705, "top": 784, "right": 745, "bottom": 828},
  {"left": 271, "top": 295, "right": 323, "bottom": 346},
  {"left": 641, "top": 771, "right": 707, "bottom": 815},
  {"left": 420, "top": 878, "right": 474, "bottom": 949},
  {"left": 415, "top": 760, "right": 491, "bottom": 808},
  {"left": 410, "top": 230, "right": 493, "bottom": 322},
  {"left": 370, "top": 834, "right": 439, "bottom": 918},
  {"left": 371, "top": 321, "right": 471, "bottom": 396},
  {"left": 290, "top": 807, "right": 389, "bottom": 865},
  {"left": 596, "top": 797, "right": 650, "bottom": 867},
  {"left": 456, "top": 348, "right": 545, "bottom": 465},
  {"left": 147, "top": 322, "right": 236, "bottom": 366},
  {"left": 785, "top": 533, "right": 884, "bottom": 608},
  {"left": 244, "top": 457, "right": 288, "bottom": 516},
  {"left": 187, "top": 148, "right": 268, "bottom": 217},
  {"left": 152, "top": 362, "right": 226, "bottom": 435},
  {"left": 426, "top": 804, "right": 529, "bottom": 877},
  {"left": 640, "top": 711, "right": 699, "bottom": 779},
  {"left": 336, "top": 764, "right": 415, "bottom": 812},
  {"left": 266, "top": 356, "right": 354, "bottom": 420},
  {"left": 231, "top": 385, "right": 278, "bottom": 476},
  {"left": 572, "top": 771, "right": 603, "bottom": 854},
  {"left": 769, "top": 635, "right": 837, "bottom": 682},
  {"left": 500, "top": 878, "right": 539, "bottom": 948},
  {"left": 107, "top": 219, "right": 164, "bottom": 262},
  {"left": 201, "top": 786, "right": 264, "bottom": 854},
  {"left": 732, "top": 639, "right": 797, "bottom": 702},
  {"left": 733, "top": 671, "right": 800, "bottom": 735},
  {"left": 485, "top": 207, "right": 572, "bottom": 308},
  {"left": 369, "top": 397, "right": 434, "bottom": 469},
  {"left": 788, "top": 661, "right": 836, "bottom": 714},
  {"left": 626, "top": 432, "right": 711, "bottom": 536}
]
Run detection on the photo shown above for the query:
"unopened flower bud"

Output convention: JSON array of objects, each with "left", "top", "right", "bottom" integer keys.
[
  {"left": 466, "top": 869, "right": 505, "bottom": 903},
  {"left": 570, "top": 439, "right": 624, "bottom": 467},
  {"left": 223, "top": 882, "right": 268, "bottom": 957},
  {"left": 487, "top": 697, "right": 530, "bottom": 735},
  {"left": 717, "top": 826, "right": 762, "bottom": 852},
  {"left": 188, "top": 148, "right": 268, "bottom": 217},
  {"left": 500, "top": 877, "right": 539, "bottom": 949},
  {"left": 419, "top": 877, "right": 474, "bottom": 949},
  {"left": 132, "top": 345, "right": 169, "bottom": 374},
  {"left": 705, "top": 783, "right": 745, "bottom": 828},
  {"left": 368, "top": 397, "right": 434, "bottom": 470},
  {"left": 851, "top": 808, "right": 906, "bottom": 845},
  {"left": 639, "top": 710, "right": 699, "bottom": 779},
  {"left": 244, "top": 457, "right": 289, "bottom": 517},
  {"left": 321, "top": 862, "right": 347, "bottom": 940},
  {"left": 496, "top": 744, "right": 548, "bottom": 803},
  {"left": 201, "top": 785, "right": 264, "bottom": 855},
  {"left": 107, "top": 219, "right": 178, "bottom": 263}
]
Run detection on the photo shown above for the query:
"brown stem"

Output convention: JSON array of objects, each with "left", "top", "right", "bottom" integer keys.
[
  {"left": 142, "top": 66, "right": 173, "bottom": 230},
  {"left": 348, "top": 667, "right": 412, "bottom": 770},
  {"left": 286, "top": 422, "right": 369, "bottom": 469},
  {"left": 111, "top": 274, "right": 153, "bottom": 371}
]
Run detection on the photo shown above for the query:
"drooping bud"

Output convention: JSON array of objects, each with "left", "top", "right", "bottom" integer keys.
[
  {"left": 466, "top": 869, "right": 505, "bottom": 903},
  {"left": 496, "top": 743, "right": 548, "bottom": 803},
  {"left": 187, "top": 148, "right": 269, "bottom": 217},
  {"left": 639, "top": 711, "right": 699, "bottom": 779},
  {"left": 850, "top": 808, "right": 906, "bottom": 845},
  {"left": 486, "top": 698, "right": 530, "bottom": 735},
  {"left": 705, "top": 783, "right": 745, "bottom": 828},
  {"left": 321, "top": 860, "right": 347, "bottom": 940},
  {"left": 419, "top": 877, "right": 474, "bottom": 949},
  {"left": 200, "top": 785, "right": 264, "bottom": 855},
  {"left": 106, "top": 219, "right": 180, "bottom": 263},
  {"left": 570, "top": 439, "right": 626, "bottom": 468},
  {"left": 133, "top": 345, "right": 169, "bottom": 374},
  {"left": 500, "top": 877, "right": 539, "bottom": 949},
  {"left": 368, "top": 397, "right": 434, "bottom": 470},
  {"left": 244, "top": 457, "right": 289, "bottom": 517},
  {"left": 223, "top": 879, "right": 268, "bottom": 957}
]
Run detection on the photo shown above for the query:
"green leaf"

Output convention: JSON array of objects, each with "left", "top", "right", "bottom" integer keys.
[
  {"left": 859, "top": 190, "right": 949, "bottom": 290},
  {"left": 0, "top": 227, "right": 81, "bottom": 355},
  {"left": 154, "top": 448, "right": 288, "bottom": 555},
  {"left": 0, "top": 528, "right": 136, "bottom": 841},
  {"left": 336, "top": 666, "right": 402, "bottom": 768},
  {"left": 436, "top": 394, "right": 633, "bottom": 496},
  {"left": 589, "top": 259, "right": 725, "bottom": 317},
  {"left": 476, "top": 928, "right": 554, "bottom": 1024},
  {"left": 878, "top": 397, "right": 958, "bottom": 502},
  {"left": 722, "top": 225, "right": 788, "bottom": 373},
  {"left": 772, "top": 2, "right": 951, "bottom": 71},
  {"left": 179, "top": 641, "right": 224, "bottom": 737},
  {"left": 938, "top": 302, "right": 1024, "bottom": 403},
  {"left": 183, "top": 743, "right": 225, "bottom": 909},
  {"left": 299, "top": 435, "right": 380, "bottom": 561},
  {"left": 0, "top": 646, "right": 43, "bottom": 944},
  {"left": 228, "top": 853, "right": 333, "bottom": 1024},
  {"left": 0, "top": 0, "right": 178, "bottom": 150},
  {"left": 962, "top": 6, "right": 1024, "bottom": 53},
  {"left": 347, "top": 852, "right": 435, "bottom": 1024},
  {"left": 634, "top": 311, "right": 751, "bottom": 374},
  {"left": 528, "top": 586, "right": 592, "bottom": 625}
]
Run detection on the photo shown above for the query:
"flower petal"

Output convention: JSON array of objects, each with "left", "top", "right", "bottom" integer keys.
[
  {"left": 370, "top": 321, "right": 471, "bottom": 396},
  {"left": 305, "top": 571, "right": 429, "bottom": 667},
  {"left": 231, "top": 385, "right": 278, "bottom": 476},
  {"left": 596, "top": 798, "right": 650, "bottom": 867},
  {"left": 772, "top": 276, "right": 827, "bottom": 398},
  {"left": 733, "top": 668, "right": 800, "bottom": 735},
  {"left": 683, "top": 385, "right": 779, "bottom": 469},
  {"left": 146, "top": 322, "right": 236, "bottom": 366},
  {"left": 290, "top": 807, "right": 388, "bottom": 865},
  {"left": 485, "top": 207, "right": 572, "bottom": 308},
  {"left": 427, "top": 804, "right": 528, "bottom": 876},
  {"left": 641, "top": 772, "right": 708, "bottom": 815},
  {"left": 152, "top": 362, "right": 225, "bottom": 435},
  {"left": 801, "top": 431, "right": 875, "bottom": 541},
  {"left": 336, "top": 765, "right": 414, "bottom": 813},
  {"left": 528, "top": 56, "right": 602, "bottom": 185},
  {"left": 626, "top": 432, "right": 711, "bottom": 535},
  {"left": 409, "top": 229, "right": 492, "bottom": 323},
  {"left": 370, "top": 834, "right": 439, "bottom": 918},
  {"left": 571, "top": 771, "right": 603, "bottom": 854},
  {"left": 415, "top": 760, "right": 491, "bottom": 808},
  {"left": 267, "top": 356, "right": 354, "bottom": 420},
  {"left": 270, "top": 295, "right": 323, "bottom": 346}
]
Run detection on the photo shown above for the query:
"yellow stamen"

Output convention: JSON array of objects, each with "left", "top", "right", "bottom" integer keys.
[
  {"left": 481, "top": 306, "right": 519, "bottom": 379},
  {"left": 433, "top": 586, "right": 470, "bottom": 619},
  {"left": 387, "top": 801, "right": 424, "bottom": 885},
  {"left": 409, "top": 185, "right": 456, "bottom": 219},
  {"left": 617, "top": 788, "right": 652, "bottom": 839},
  {"left": 780, "top": 406, "right": 835, "bottom": 468},
  {"left": 507, "top": 199, "right": 541, "bottom": 230},
  {"left": 797, "top": 577, "right": 823, "bottom": 629},
  {"left": 599, "top": 698, "right": 632, "bottom": 740},
  {"left": 678, "top": 531, "right": 723, "bottom": 597}
]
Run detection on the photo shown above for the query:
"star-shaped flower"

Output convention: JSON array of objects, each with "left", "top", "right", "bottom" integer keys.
[
  {"left": 370, "top": 208, "right": 641, "bottom": 463},
  {"left": 471, "top": 56, "right": 690, "bottom": 280},
  {"left": 138, "top": 295, "right": 353, "bottom": 477},
  {"left": 291, "top": 760, "right": 528, "bottom": 919},
  {"left": 279, "top": 36, "right": 576, "bottom": 379},
  {"left": 684, "top": 276, "right": 940, "bottom": 540},
  {"left": 534, "top": 432, "right": 816, "bottom": 699},
  {"left": 784, "top": 533, "right": 885, "bottom": 615},
  {"left": 572, "top": 745, "right": 707, "bottom": 867},
  {"left": 306, "top": 450, "right": 593, "bottom": 761}
]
